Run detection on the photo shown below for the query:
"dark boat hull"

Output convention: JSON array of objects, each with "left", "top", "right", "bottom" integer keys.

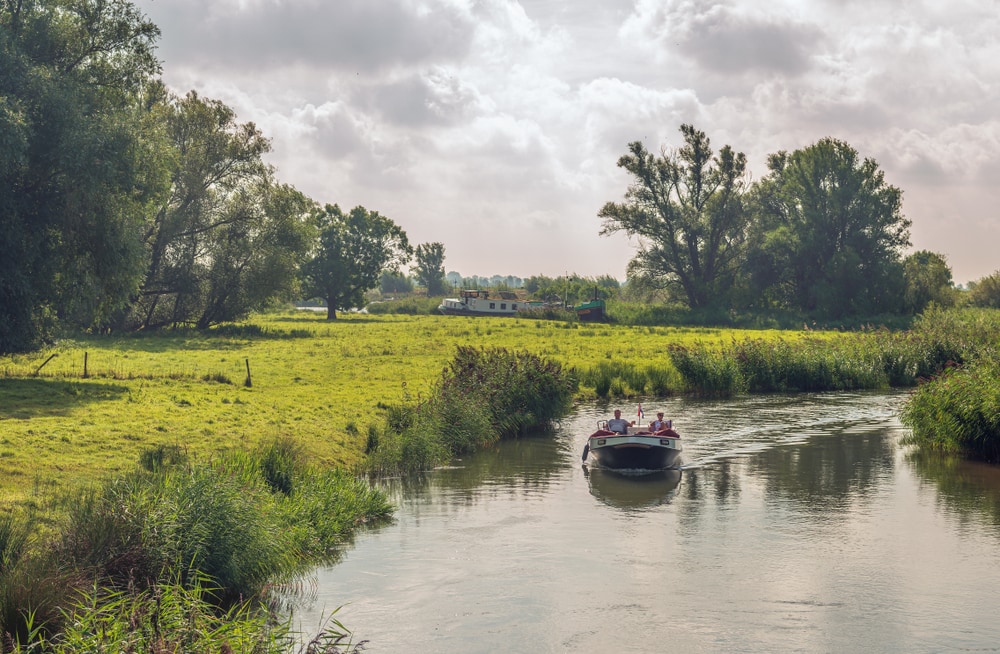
[
  {"left": 575, "top": 300, "right": 605, "bottom": 321},
  {"left": 588, "top": 433, "right": 682, "bottom": 470}
]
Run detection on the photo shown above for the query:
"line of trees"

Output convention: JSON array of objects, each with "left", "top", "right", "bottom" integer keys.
[
  {"left": 0, "top": 0, "right": 449, "bottom": 351},
  {"left": 600, "top": 125, "right": 957, "bottom": 318},
  {"left": 5, "top": 3, "right": 997, "bottom": 353}
]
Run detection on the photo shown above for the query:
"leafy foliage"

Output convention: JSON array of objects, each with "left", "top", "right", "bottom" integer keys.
[
  {"left": 745, "top": 138, "right": 911, "bottom": 317},
  {"left": 0, "top": 0, "right": 165, "bottom": 351},
  {"left": 127, "top": 91, "right": 314, "bottom": 330},
  {"left": 301, "top": 205, "right": 412, "bottom": 319},
  {"left": 600, "top": 125, "right": 750, "bottom": 309},
  {"left": 902, "top": 250, "right": 955, "bottom": 312},
  {"left": 967, "top": 270, "right": 1000, "bottom": 309},
  {"left": 412, "top": 242, "right": 447, "bottom": 295}
]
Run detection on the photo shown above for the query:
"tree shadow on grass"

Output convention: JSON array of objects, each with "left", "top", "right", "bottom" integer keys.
[{"left": 0, "top": 378, "right": 128, "bottom": 419}]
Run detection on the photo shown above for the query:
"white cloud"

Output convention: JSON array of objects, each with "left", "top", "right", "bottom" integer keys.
[{"left": 135, "top": 0, "right": 1000, "bottom": 283}]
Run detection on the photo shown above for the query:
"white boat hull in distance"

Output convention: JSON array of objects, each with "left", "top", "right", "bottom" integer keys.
[
  {"left": 587, "top": 429, "right": 683, "bottom": 471},
  {"left": 437, "top": 289, "right": 540, "bottom": 317}
]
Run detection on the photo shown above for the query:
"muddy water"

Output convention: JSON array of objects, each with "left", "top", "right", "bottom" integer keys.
[{"left": 296, "top": 392, "right": 1000, "bottom": 652}]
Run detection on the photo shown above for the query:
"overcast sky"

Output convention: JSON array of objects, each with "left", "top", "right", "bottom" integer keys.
[{"left": 135, "top": 0, "right": 1000, "bottom": 285}]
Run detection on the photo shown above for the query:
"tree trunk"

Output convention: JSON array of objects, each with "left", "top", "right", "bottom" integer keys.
[{"left": 326, "top": 297, "right": 337, "bottom": 320}]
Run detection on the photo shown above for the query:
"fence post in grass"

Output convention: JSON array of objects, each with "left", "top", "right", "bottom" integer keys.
[
  {"left": 83, "top": 352, "right": 88, "bottom": 378},
  {"left": 35, "top": 353, "right": 58, "bottom": 376},
  {"left": 245, "top": 358, "right": 252, "bottom": 387}
]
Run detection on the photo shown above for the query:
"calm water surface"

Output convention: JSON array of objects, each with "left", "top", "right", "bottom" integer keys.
[{"left": 296, "top": 392, "right": 1000, "bottom": 653}]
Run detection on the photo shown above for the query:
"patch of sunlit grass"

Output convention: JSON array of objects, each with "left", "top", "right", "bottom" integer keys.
[{"left": 0, "top": 310, "right": 843, "bottom": 502}]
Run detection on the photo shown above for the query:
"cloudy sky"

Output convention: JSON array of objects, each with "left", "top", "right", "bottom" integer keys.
[{"left": 135, "top": 0, "right": 999, "bottom": 284}]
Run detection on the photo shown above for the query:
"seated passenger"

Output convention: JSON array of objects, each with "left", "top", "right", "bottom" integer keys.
[
  {"left": 649, "top": 412, "right": 669, "bottom": 432},
  {"left": 606, "top": 409, "right": 633, "bottom": 434}
]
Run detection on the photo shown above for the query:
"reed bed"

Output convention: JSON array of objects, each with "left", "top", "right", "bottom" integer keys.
[
  {"left": 897, "top": 307, "right": 1000, "bottom": 461},
  {"left": 0, "top": 439, "right": 391, "bottom": 650},
  {"left": 900, "top": 361, "right": 1000, "bottom": 462}
]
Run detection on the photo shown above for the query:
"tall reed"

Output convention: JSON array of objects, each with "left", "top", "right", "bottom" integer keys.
[
  {"left": 900, "top": 360, "right": 1000, "bottom": 462},
  {"left": 1, "top": 441, "right": 392, "bottom": 647}
]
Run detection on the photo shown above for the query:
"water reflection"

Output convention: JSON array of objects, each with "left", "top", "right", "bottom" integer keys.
[
  {"left": 583, "top": 467, "right": 682, "bottom": 510},
  {"left": 750, "top": 429, "right": 895, "bottom": 512},
  {"left": 907, "top": 448, "right": 1000, "bottom": 529}
]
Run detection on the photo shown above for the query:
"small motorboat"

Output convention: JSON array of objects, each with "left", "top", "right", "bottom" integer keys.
[{"left": 582, "top": 420, "right": 682, "bottom": 471}]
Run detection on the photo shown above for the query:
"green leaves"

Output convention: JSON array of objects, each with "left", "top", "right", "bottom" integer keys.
[
  {"left": 301, "top": 204, "right": 411, "bottom": 319},
  {"left": 412, "top": 242, "right": 447, "bottom": 295},
  {"left": 0, "top": 0, "right": 165, "bottom": 350},
  {"left": 601, "top": 125, "right": 750, "bottom": 309}
]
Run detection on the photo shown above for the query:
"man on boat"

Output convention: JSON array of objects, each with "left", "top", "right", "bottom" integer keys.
[{"left": 607, "top": 409, "right": 633, "bottom": 434}]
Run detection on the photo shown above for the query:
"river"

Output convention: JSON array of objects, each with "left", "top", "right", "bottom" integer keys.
[{"left": 295, "top": 392, "right": 1000, "bottom": 652}]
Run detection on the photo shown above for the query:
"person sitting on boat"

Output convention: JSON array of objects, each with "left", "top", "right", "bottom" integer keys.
[
  {"left": 649, "top": 412, "right": 669, "bottom": 432},
  {"left": 606, "top": 409, "right": 633, "bottom": 434}
]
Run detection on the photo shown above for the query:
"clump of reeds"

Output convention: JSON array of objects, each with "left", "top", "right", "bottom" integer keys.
[
  {"left": 365, "top": 346, "right": 578, "bottom": 475},
  {"left": 667, "top": 343, "right": 746, "bottom": 397},
  {"left": 578, "top": 361, "right": 679, "bottom": 398},
  {"left": 901, "top": 360, "right": 1000, "bottom": 462}
]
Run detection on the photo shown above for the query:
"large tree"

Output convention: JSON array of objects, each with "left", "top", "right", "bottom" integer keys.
[
  {"left": 748, "top": 138, "right": 911, "bottom": 316},
  {"left": 300, "top": 205, "right": 411, "bottom": 319},
  {"left": 599, "top": 125, "right": 750, "bottom": 309},
  {"left": 412, "top": 242, "right": 447, "bottom": 296},
  {"left": 127, "top": 91, "right": 312, "bottom": 330},
  {"left": 0, "top": 0, "right": 165, "bottom": 351}
]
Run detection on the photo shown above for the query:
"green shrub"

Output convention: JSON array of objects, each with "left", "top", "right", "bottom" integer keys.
[
  {"left": 365, "top": 346, "right": 577, "bottom": 474},
  {"left": 901, "top": 361, "right": 1000, "bottom": 462}
]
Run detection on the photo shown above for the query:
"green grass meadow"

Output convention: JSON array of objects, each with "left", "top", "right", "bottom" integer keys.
[{"left": 0, "top": 310, "right": 840, "bottom": 503}]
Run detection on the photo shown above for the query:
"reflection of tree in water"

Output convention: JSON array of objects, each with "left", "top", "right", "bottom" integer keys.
[
  {"left": 677, "top": 428, "right": 894, "bottom": 528},
  {"left": 681, "top": 462, "right": 742, "bottom": 504},
  {"left": 386, "top": 432, "right": 572, "bottom": 514},
  {"left": 750, "top": 430, "right": 895, "bottom": 515},
  {"left": 908, "top": 450, "right": 1000, "bottom": 530}
]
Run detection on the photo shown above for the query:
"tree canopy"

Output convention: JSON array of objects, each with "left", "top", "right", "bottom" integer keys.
[
  {"left": 599, "top": 125, "right": 750, "bottom": 309},
  {"left": 902, "top": 250, "right": 954, "bottom": 313},
  {"left": 1, "top": 0, "right": 164, "bottom": 351},
  {"left": 300, "top": 205, "right": 411, "bottom": 319},
  {"left": 412, "top": 242, "right": 447, "bottom": 296},
  {"left": 126, "top": 91, "right": 313, "bottom": 330},
  {"left": 603, "top": 128, "right": 919, "bottom": 319},
  {"left": 747, "top": 138, "right": 911, "bottom": 317}
]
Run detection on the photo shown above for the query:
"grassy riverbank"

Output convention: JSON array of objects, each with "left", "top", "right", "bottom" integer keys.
[
  {"left": 899, "top": 308, "right": 1000, "bottom": 462},
  {"left": 0, "top": 437, "right": 392, "bottom": 651},
  {"left": 4, "top": 307, "right": 998, "bottom": 499},
  {"left": 0, "top": 311, "right": 836, "bottom": 504}
]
